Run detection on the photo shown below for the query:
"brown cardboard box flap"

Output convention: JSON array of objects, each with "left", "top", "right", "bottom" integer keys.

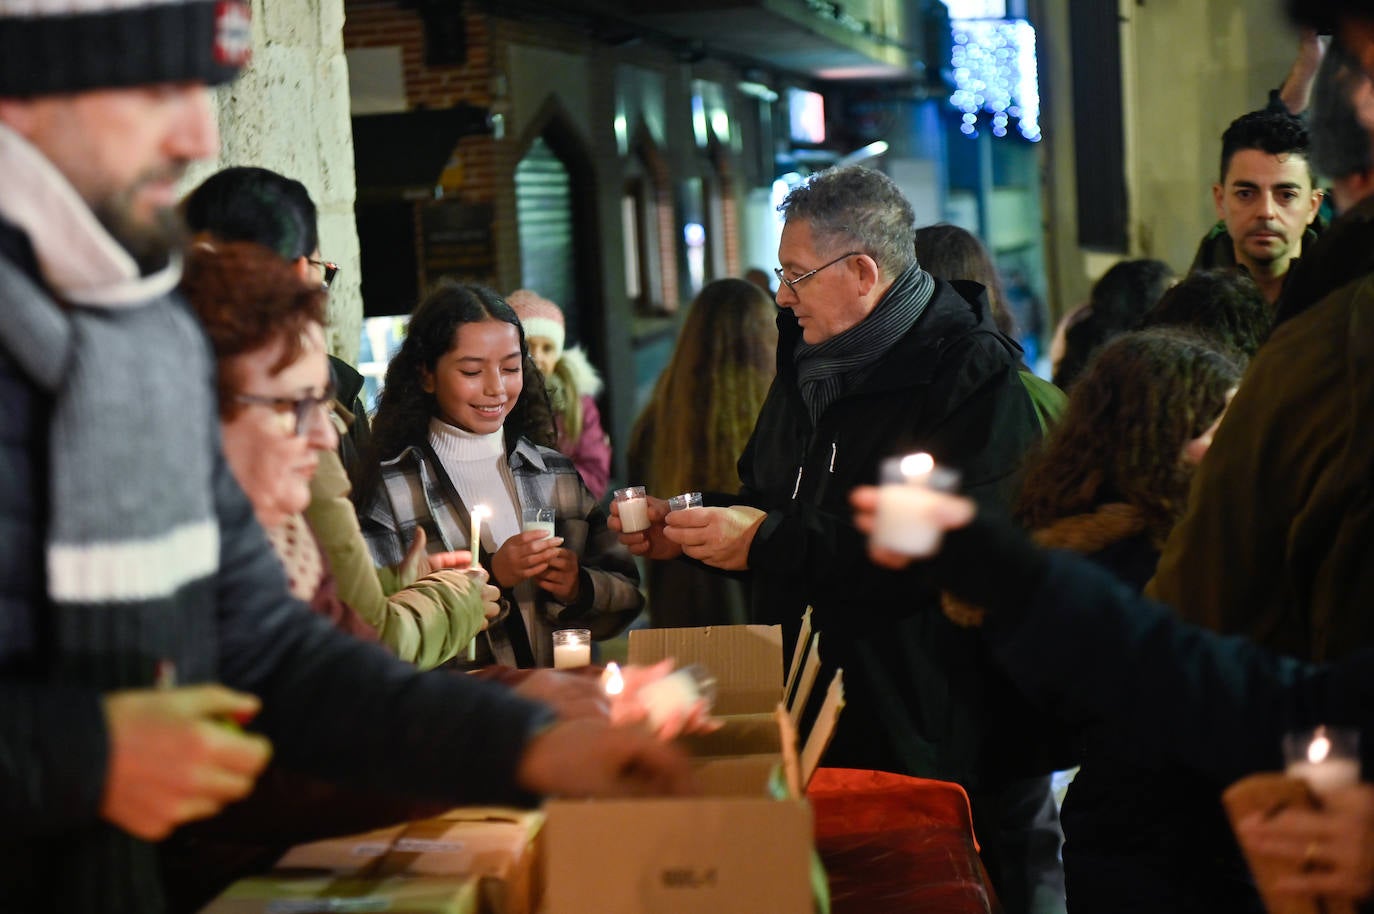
[
  {"left": 628, "top": 625, "right": 782, "bottom": 715},
  {"left": 801, "top": 670, "right": 845, "bottom": 787}
]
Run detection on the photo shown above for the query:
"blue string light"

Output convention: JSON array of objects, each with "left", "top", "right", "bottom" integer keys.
[{"left": 949, "top": 19, "right": 1042, "bottom": 142}]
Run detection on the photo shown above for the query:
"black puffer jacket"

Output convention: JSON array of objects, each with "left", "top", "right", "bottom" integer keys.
[{"left": 733, "top": 278, "right": 1045, "bottom": 787}]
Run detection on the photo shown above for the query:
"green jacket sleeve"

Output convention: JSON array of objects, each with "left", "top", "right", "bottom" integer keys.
[{"left": 306, "top": 449, "right": 486, "bottom": 669}]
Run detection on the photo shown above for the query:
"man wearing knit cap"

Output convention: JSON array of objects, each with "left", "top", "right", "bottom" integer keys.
[
  {"left": 508, "top": 288, "right": 612, "bottom": 499},
  {"left": 0, "top": 4, "right": 690, "bottom": 911}
]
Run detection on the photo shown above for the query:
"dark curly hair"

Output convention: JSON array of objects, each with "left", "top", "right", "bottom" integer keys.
[
  {"left": 1017, "top": 329, "right": 1243, "bottom": 545},
  {"left": 1219, "top": 109, "right": 1311, "bottom": 184},
  {"left": 358, "top": 281, "right": 555, "bottom": 502},
  {"left": 1053, "top": 259, "right": 1174, "bottom": 390},
  {"left": 1139, "top": 269, "right": 1271, "bottom": 359},
  {"left": 181, "top": 240, "right": 326, "bottom": 415}
]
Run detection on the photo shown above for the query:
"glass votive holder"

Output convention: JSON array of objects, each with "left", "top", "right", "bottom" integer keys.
[
  {"left": 635, "top": 663, "right": 717, "bottom": 730},
  {"left": 870, "top": 453, "right": 962, "bottom": 557},
  {"left": 522, "top": 505, "right": 556, "bottom": 538},
  {"left": 551, "top": 628, "right": 592, "bottom": 670},
  {"left": 1283, "top": 725, "right": 1361, "bottom": 795},
  {"left": 667, "top": 491, "right": 703, "bottom": 512},
  {"left": 614, "top": 485, "right": 650, "bottom": 533}
]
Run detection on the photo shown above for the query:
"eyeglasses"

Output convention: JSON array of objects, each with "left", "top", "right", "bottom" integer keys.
[
  {"left": 308, "top": 259, "right": 340, "bottom": 289},
  {"left": 774, "top": 251, "right": 861, "bottom": 294},
  {"left": 234, "top": 382, "right": 337, "bottom": 436}
]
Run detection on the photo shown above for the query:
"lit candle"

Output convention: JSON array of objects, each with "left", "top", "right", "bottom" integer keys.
[
  {"left": 614, "top": 486, "right": 650, "bottom": 533},
  {"left": 552, "top": 628, "right": 591, "bottom": 669},
  {"left": 871, "top": 453, "right": 960, "bottom": 557},
  {"left": 466, "top": 505, "right": 491, "bottom": 661},
  {"left": 635, "top": 664, "right": 716, "bottom": 731},
  {"left": 601, "top": 661, "right": 625, "bottom": 696},
  {"left": 1284, "top": 727, "right": 1361, "bottom": 795},
  {"left": 468, "top": 504, "right": 491, "bottom": 570}
]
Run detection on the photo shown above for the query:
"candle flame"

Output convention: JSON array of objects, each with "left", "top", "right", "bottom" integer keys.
[
  {"left": 900, "top": 452, "right": 935, "bottom": 479},
  {"left": 472, "top": 505, "right": 492, "bottom": 520},
  {"left": 602, "top": 661, "right": 625, "bottom": 696},
  {"left": 1309, "top": 733, "right": 1332, "bottom": 764}
]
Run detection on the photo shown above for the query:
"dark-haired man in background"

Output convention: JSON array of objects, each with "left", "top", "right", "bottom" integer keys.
[{"left": 1190, "top": 108, "right": 1324, "bottom": 307}]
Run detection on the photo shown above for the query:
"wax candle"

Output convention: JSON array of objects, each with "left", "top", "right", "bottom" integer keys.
[
  {"left": 601, "top": 661, "right": 625, "bottom": 696},
  {"left": 614, "top": 485, "right": 650, "bottom": 533},
  {"left": 667, "top": 492, "right": 703, "bottom": 512},
  {"left": 522, "top": 506, "right": 555, "bottom": 538},
  {"left": 635, "top": 664, "right": 716, "bottom": 730},
  {"left": 871, "top": 453, "right": 961, "bottom": 557},
  {"left": 466, "top": 505, "right": 491, "bottom": 661},
  {"left": 1284, "top": 726, "right": 1361, "bottom": 794},
  {"left": 552, "top": 628, "right": 591, "bottom": 669}
]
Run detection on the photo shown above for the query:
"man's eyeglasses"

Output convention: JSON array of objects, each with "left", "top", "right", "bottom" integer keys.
[
  {"left": 308, "top": 259, "right": 340, "bottom": 289},
  {"left": 774, "top": 251, "right": 861, "bottom": 294},
  {"left": 234, "top": 383, "right": 337, "bottom": 436}
]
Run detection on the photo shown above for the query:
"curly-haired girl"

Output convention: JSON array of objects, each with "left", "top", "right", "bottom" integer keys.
[{"left": 358, "top": 281, "right": 642, "bottom": 668}]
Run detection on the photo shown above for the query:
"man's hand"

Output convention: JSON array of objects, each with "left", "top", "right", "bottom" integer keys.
[
  {"left": 491, "top": 530, "right": 564, "bottom": 588},
  {"left": 609, "top": 495, "right": 682, "bottom": 560},
  {"left": 850, "top": 485, "right": 977, "bottom": 570},
  {"left": 100, "top": 685, "right": 273, "bottom": 840},
  {"left": 1236, "top": 784, "right": 1374, "bottom": 900},
  {"left": 535, "top": 547, "right": 581, "bottom": 603},
  {"left": 513, "top": 669, "right": 610, "bottom": 720},
  {"left": 610, "top": 659, "right": 722, "bottom": 740},
  {"left": 516, "top": 717, "right": 697, "bottom": 798},
  {"left": 1280, "top": 29, "right": 1331, "bottom": 115},
  {"left": 662, "top": 505, "right": 765, "bottom": 571}
]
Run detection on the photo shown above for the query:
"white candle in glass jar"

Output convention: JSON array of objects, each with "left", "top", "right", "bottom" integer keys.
[
  {"left": 552, "top": 629, "right": 591, "bottom": 669},
  {"left": 871, "top": 453, "right": 960, "bottom": 557},
  {"left": 614, "top": 486, "right": 650, "bottom": 533},
  {"left": 1284, "top": 727, "right": 1362, "bottom": 794}
]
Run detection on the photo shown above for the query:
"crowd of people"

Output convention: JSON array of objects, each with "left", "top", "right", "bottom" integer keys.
[{"left": 5, "top": 0, "right": 1374, "bottom": 912}]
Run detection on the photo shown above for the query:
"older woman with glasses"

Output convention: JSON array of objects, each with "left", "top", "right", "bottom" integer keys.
[{"left": 183, "top": 240, "right": 498, "bottom": 648}]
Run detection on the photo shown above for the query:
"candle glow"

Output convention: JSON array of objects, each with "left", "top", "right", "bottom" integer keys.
[
  {"left": 602, "top": 661, "right": 625, "bottom": 696},
  {"left": 900, "top": 452, "right": 935, "bottom": 479},
  {"left": 1309, "top": 733, "right": 1332, "bottom": 764},
  {"left": 469, "top": 505, "right": 491, "bottom": 571}
]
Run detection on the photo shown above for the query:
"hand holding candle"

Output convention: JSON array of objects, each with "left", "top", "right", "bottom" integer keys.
[
  {"left": 871, "top": 452, "right": 962, "bottom": 557},
  {"left": 603, "top": 660, "right": 720, "bottom": 740}
]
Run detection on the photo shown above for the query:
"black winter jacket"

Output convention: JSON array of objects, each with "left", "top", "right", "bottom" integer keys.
[{"left": 731, "top": 278, "right": 1045, "bottom": 788}]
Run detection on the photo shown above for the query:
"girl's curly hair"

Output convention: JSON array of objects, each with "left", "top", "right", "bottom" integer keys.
[
  {"left": 357, "top": 281, "right": 555, "bottom": 503},
  {"left": 1016, "top": 328, "right": 1243, "bottom": 545},
  {"left": 629, "top": 278, "right": 777, "bottom": 495}
]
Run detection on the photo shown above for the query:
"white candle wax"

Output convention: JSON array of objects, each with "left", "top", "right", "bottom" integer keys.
[
  {"left": 636, "top": 669, "right": 700, "bottom": 730},
  {"left": 553, "top": 642, "right": 591, "bottom": 670},
  {"left": 524, "top": 520, "right": 556, "bottom": 538},
  {"left": 469, "top": 505, "right": 491, "bottom": 571},
  {"left": 872, "top": 483, "right": 942, "bottom": 556},
  {"left": 1286, "top": 758, "right": 1361, "bottom": 794},
  {"left": 618, "top": 497, "right": 650, "bottom": 533}
]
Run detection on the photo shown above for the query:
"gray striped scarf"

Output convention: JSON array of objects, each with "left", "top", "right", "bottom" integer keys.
[{"left": 794, "top": 261, "right": 935, "bottom": 426}]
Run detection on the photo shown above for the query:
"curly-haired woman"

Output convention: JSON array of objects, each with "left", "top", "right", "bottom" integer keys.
[
  {"left": 1014, "top": 328, "right": 1245, "bottom": 913},
  {"left": 358, "top": 281, "right": 642, "bottom": 668}
]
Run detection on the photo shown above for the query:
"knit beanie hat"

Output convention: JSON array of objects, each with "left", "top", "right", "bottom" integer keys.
[
  {"left": 507, "top": 288, "right": 566, "bottom": 356},
  {"left": 0, "top": 0, "right": 252, "bottom": 98}
]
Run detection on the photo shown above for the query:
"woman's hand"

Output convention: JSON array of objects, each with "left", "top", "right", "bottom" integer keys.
[
  {"left": 490, "top": 530, "right": 564, "bottom": 588},
  {"left": 535, "top": 547, "right": 581, "bottom": 603}
]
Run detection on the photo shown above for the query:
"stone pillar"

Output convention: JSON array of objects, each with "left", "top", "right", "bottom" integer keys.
[{"left": 183, "top": 0, "right": 363, "bottom": 363}]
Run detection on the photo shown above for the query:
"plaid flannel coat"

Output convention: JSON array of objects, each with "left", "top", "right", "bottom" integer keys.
[{"left": 361, "top": 437, "right": 642, "bottom": 666}]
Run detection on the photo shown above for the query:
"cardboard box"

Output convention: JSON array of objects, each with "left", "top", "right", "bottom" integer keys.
[
  {"left": 542, "top": 615, "right": 843, "bottom": 914},
  {"left": 199, "top": 874, "right": 480, "bottom": 914},
  {"left": 201, "top": 808, "right": 542, "bottom": 914}
]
